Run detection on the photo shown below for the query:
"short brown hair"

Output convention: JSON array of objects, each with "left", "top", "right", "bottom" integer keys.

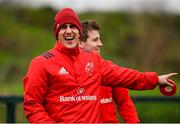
[{"left": 80, "top": 20, "right": 100, "bottom": 42}]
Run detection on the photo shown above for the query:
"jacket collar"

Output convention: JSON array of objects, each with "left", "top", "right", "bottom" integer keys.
[{"left": 55, "top": 41, "right": 80, "bottom": 56}]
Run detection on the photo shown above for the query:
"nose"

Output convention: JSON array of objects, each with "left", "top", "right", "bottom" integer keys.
[
  {"left": 98, "top": 40, "right": 103, "bottom": 47},
  {"left": 66, "top": 26, "right": 72, "bottom": 34}
]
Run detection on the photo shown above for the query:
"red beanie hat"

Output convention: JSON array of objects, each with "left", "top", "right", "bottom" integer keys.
[{"left": 53, "top": 8, "right": 82, "bottom": 40}]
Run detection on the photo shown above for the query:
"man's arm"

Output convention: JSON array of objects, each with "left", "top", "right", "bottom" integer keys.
[
  {"left": 113, "top": 88, "right": 140, "bottom": 123},
  {"left": 24, "top": 59, "right": 54, "bottom": 123},
  {"left": 100, "top": 57, "right": 177, "bottom": 90},
  {"left": 100, "top": 58, "right": 158, "bottom": 90}
]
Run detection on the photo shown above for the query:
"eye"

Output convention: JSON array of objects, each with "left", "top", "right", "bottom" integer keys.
[
  {"left": 70, "top": 24, "right": 76, "bottom": 29},
  {"left": 93, "top": 37, "right": 99, "bottom": 42},
  {"left": 60, "top": 25, "right": 67, "bottom": 29}
]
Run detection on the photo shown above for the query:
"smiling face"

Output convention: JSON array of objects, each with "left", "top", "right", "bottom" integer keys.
[
  {"left": 57, "top": 24, "right": 80, "bottom": 48},
  {"left": 80, "top": 29, "right": 102, "bottom": 54}
]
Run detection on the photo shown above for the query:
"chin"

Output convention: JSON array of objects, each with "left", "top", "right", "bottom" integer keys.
[
  {"left": 66, "top": 44, "right": 78, "bottom": 49},
  {"left": 95, "top": 50, "right": 100, "bottom": 53}
]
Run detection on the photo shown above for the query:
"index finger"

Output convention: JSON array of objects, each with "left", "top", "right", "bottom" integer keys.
[{"left": 167, "top": 73, "right": 178, "bottom": 78}]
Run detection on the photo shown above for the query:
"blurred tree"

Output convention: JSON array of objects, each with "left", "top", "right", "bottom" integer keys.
[{"left": 0, "top": 5, "right": 179, "bottom": 83}]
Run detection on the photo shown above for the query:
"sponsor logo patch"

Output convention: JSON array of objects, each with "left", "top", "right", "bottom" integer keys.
[
  {"left": 100, "top": 97, "right": 112, "bottom": 104},
  {"left": 60, "top": 95, "right": 97, "bottom": 102},
  {"left": 77, "top": 88, "right": 85, "bottom": 95},
  {"left": 59, "top": 67, "right": 68, "bottom": 75}
]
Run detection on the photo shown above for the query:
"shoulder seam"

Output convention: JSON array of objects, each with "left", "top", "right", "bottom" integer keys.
[{"left": 41, "top": 52, "right": 55, "bottom": 59}]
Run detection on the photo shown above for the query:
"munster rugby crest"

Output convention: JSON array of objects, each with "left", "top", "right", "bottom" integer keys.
[{"left": 85, "top": 62, "right": 94, "bottom": 76}]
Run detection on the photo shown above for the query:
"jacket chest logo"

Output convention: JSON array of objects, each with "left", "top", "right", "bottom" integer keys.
[
  {"left": 85, "top": 62, "right": 94, "bottom": 76},
  {"left": 59, "top": 67, "right": 68, "bottom": 75}
]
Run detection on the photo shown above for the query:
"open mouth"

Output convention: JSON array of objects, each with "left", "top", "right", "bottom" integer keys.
[
  {"left": 65, "top": 36, "right": 74, "bottom": 40},
  {"left": 64, "top": 36, "right": 75, "bottom": 44}
]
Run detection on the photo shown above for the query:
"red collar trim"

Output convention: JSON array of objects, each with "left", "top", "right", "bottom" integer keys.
[{"left": 55, "top": 41, "right": 80, "bottom": 56}]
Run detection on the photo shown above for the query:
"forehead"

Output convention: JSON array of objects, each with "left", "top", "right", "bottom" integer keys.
[
  {"left": 88, "top": 30, "right": 100, "bottom": 37},
  {"left": 63, "top": 23, "right": 72, "bottom": 26},
  {"left": 60, "top": 23, "right": 76, "bottom": 27}
]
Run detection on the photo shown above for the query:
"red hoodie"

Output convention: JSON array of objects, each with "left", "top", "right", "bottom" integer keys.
[
  {"left": 24, "top": 42, "right": 158, "bottom": 123},
  {"left": 100, "top": 86, "right": 140, "bottom": 123}
]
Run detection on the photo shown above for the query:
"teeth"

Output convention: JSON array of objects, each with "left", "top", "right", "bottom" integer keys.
[{"left": 65, "top": 36, "right": 74, "bottom": 40}]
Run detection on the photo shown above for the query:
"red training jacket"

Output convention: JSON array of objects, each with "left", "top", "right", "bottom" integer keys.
[
  {"left": 24, "top": 42, "right": 158, "bottom": 123},
  {"left": 100, "top": 86, "right": 140, "bottom": 123}
]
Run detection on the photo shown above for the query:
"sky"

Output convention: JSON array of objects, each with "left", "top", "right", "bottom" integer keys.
[{"left": 1, "top": 0, "right": 180, "bottom": 14}]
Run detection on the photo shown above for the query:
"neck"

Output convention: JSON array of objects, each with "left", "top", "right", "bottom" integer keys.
[{"left": 55, "top": 42, "right": 80, "bottom": 56}]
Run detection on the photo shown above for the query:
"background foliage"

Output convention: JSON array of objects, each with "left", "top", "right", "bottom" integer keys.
[{"left": 0, "top": 4, "right": 179, "bottom": 123}]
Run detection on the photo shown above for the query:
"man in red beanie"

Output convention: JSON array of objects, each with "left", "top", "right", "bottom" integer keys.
[
  {"left": 23, "top": 7, "right": 177, "bottom": 123},
  {"left": 80, "top": 20, "right": 140, "bottom": 123}
]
